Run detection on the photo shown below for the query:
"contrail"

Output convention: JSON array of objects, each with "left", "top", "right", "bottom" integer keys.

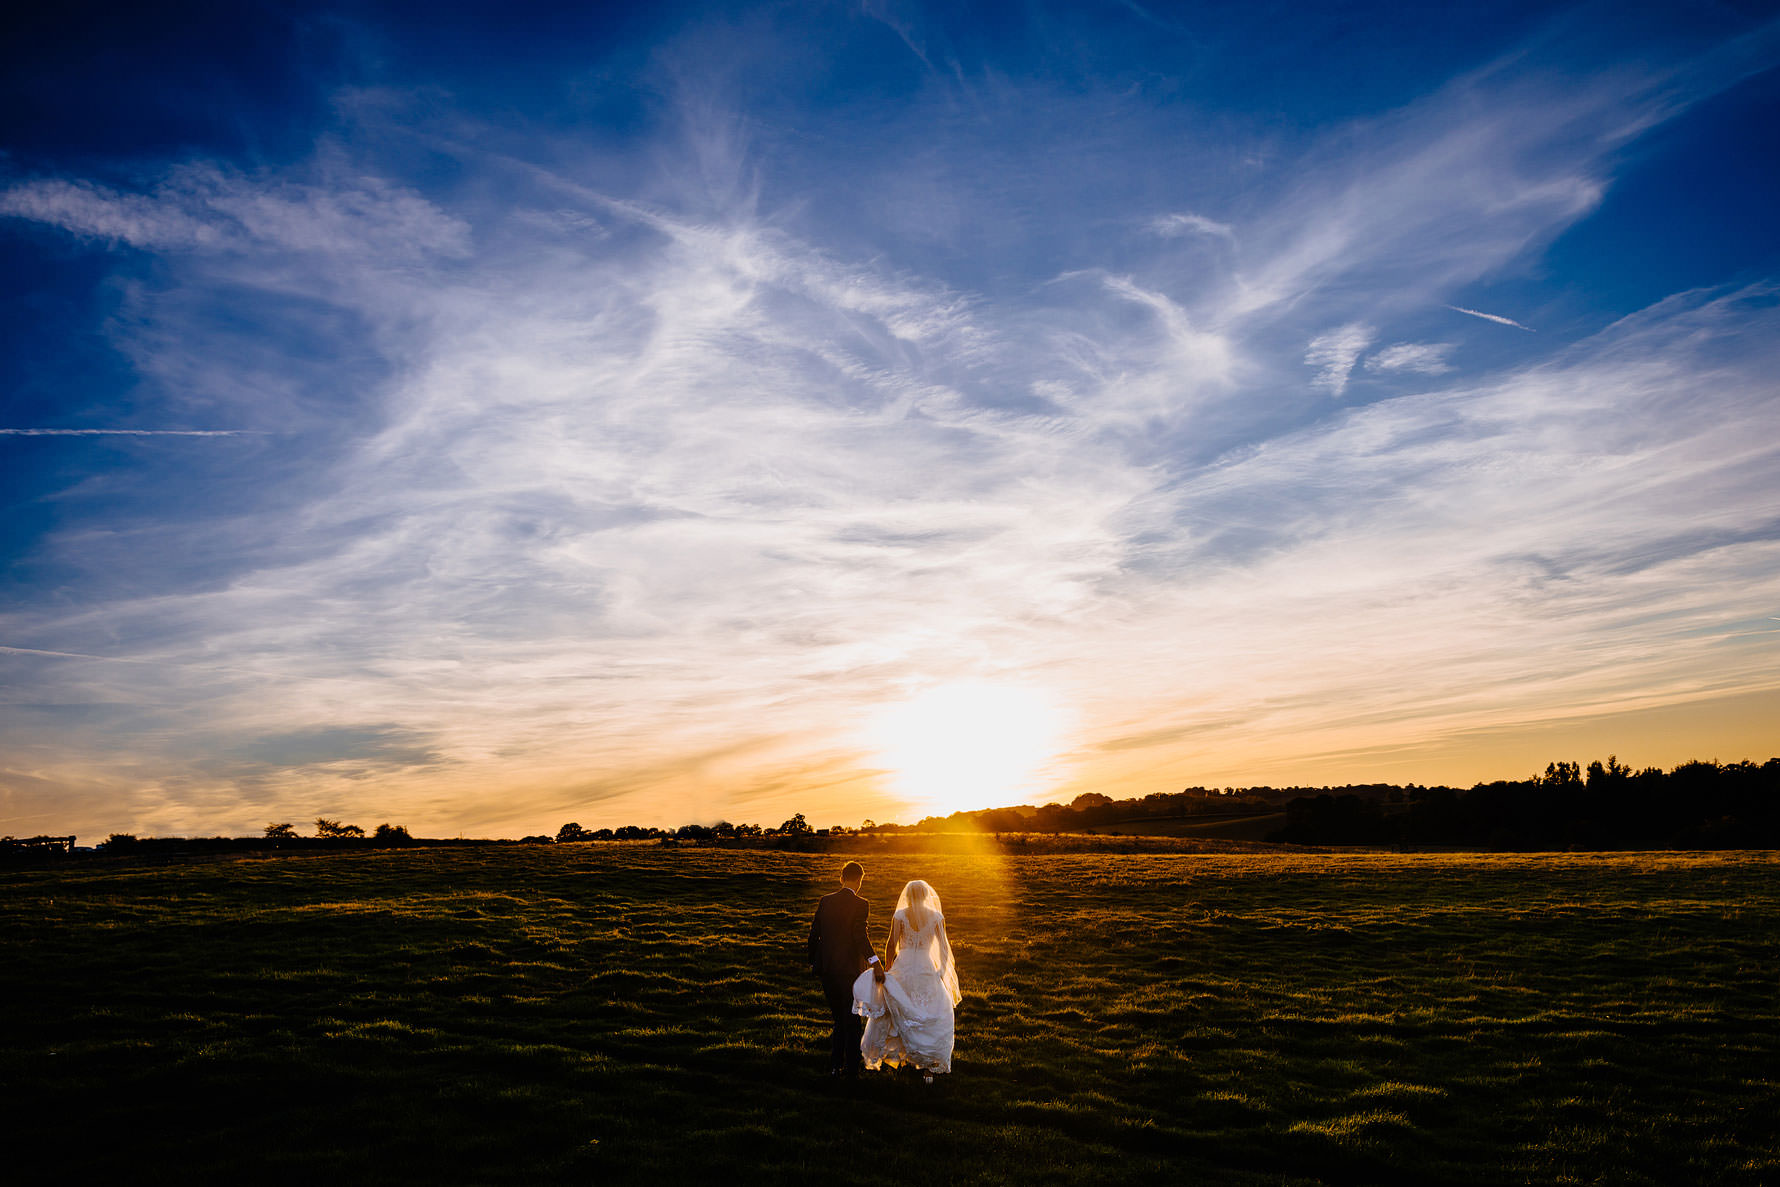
[
  {"left": 0, "top": 644, "right": 161, "bottom": 663},
  {"left": 0, "top": 643, "right": 299, "bottom": 679},
  {"left": 0, "top": 428, "right": 261, "bottom": 436},
  {"left": 1447, "top": 305, "right": 1535, "bottom": 332}
]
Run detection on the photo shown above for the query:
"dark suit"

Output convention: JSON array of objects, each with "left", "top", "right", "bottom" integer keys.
[{"left": 808, "top": 885, "right": 877, "bottom": 1075}]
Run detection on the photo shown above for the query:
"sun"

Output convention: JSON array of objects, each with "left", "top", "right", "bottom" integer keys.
[{"left": 862, "top": 681, "right": 1070, "bottom": 816}]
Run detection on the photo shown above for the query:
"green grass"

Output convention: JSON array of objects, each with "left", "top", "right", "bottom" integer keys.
[{"left": 2, "top": 846, "right": 1776, "bottom": 1184}]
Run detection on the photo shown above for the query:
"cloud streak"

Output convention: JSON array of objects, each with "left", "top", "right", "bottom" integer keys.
[
  {"left": 0, "top": 428, "right": 260, "bottom": 436},
  {"left": 1367, "top": 342, "right": 1455, "bottom": 375},
  {"left": 1448, "top": 304, "right": 1536, "bottom": 331}
]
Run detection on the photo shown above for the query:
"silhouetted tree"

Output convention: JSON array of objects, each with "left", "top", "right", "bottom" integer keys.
[
  {"left": 315, "top": 819, "right": 364, "bottom": 839},
  {"left": 372, "top": 823, "right": 413, "bottom": 845},
  {"left": 102, "top": 833, "right": 138, "bottom": 850},
  {"left": 263, "top": 822, "right": 296, "bottom": 840},
  {"left": 979, "top": 808, "right": 1026, "bottom": 833},
  {"left": 1586, "top": 754, "right": 1630, "bottom": 786},
  {"left": 556, "top": 822, "right": 590, "bottom": 843},
  {"left": 777, "top": 813, "right": 813, "bottom": 836},
  {"left": 1540, "top": 761, "right": 1582, "bottom": 787}
]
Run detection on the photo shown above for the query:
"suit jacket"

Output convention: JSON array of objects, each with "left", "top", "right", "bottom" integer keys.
[{"left": 808, "top": 886, "right": 876, "bottom": 987}]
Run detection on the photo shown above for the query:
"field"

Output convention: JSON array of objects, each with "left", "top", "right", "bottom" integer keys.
[{"left": 3, "top": 843, "right": 1776, "bottom": 1184}]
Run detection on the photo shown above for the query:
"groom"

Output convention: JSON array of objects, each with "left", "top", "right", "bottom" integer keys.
[{"left": 808, "top": 860, "right": 884, "bottom": 1077}]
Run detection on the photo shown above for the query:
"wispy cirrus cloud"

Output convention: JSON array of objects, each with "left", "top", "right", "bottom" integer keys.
[
  {"left": 1304, "top": 323, "right": 1374, "bottom": 396},
  {"left": 1148, "top": 212, "right": 1235, "bottom": 242},
  {"left": 0, "top": 178, "right": 221, "bottom": 249},
  {"left": 1367, "top": 342, "right": 1455, "bottom": 375},
  {"left": 0, "top": 428, "right": 260, "bottom": 436},
  {"left": 0, "top": 168, "right": 468, "bottom": 259}
]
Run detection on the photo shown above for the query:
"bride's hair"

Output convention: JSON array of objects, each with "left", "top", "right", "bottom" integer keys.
[
  {"left": 893, "top": 878, "right": 962, "bottom": 1006},
  {"left": 896, "top": 879, "right": 941, "bottom": 931}
]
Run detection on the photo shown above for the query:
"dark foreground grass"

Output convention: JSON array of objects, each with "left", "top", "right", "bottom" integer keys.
[{"left": 2, "top": 845, "right": 1776, "bottom": 1184}]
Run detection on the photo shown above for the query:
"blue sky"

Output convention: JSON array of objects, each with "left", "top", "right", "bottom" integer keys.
[{"left": 3, "top": 1, "right": 1778, "bottom": 838}]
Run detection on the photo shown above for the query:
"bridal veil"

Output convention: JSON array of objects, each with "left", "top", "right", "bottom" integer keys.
[{"left": 894, "top": 879, "right": 962, "bottom": 1007}]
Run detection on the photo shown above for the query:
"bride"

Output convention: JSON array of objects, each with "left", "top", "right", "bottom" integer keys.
[{"left": 853, "top": 879, "right": 961, "bottom": 1082}]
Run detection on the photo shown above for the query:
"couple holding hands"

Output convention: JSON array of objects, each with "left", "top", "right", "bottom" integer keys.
[{"left": 808, "top": 861, "right": 962, "bottom": 1083}]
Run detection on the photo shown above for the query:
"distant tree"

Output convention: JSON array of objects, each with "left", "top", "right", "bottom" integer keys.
[
  {"left": 263, "top": 822, "right": 296, "bottom": 840},
  {"left": 712, "top": 821, "right": 736, "bottom": 839},
  {"left": 372, "top": 823, "right": 413, "bottom": 845},
  {"left": 102, "top": 833, "right": 138, "bottom": 850},
  {"left": 861, "top": 819, "right": 876, "bottom": 831},
  {"left": 315, "top": 819, "right": 365, "bottom": 839},
  {"left": 1071, "top": 792, "right": 1112, "bottom": 809},
  {"left": 1539, "top": 761, "right": 1582, "bottom": 788},
  {"left": 979, "top": 808, "right": 1026, "bottom": 833},
  {"left": 556, "top": 822, "right": 591, "bottom": 843},
  {"left": 1586, "top": 755, "right": 1631, "bottom": 786},
  {"left": 777, "top": 813, "right": 813, "bottom": 837}
]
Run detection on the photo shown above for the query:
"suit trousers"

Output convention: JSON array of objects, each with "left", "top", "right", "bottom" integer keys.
[{"left": 822, "top": 976, "right": 864, "bottom": 1075}]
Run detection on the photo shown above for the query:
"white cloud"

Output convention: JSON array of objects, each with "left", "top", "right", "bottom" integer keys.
[
  {"left": 1304, "top": 323, "right": 1374, "bottom": 395},
  {"left": 1148, "top": 212, "right": 1235, "bottom": 241},
  {"left": 0, "top": 178, "right": 219, "bottom": 249},
  {"left": 0, "top": 169, "right": 468, "bottom": 260},
  {"left": 1221, "top": 60, "right": 1678, "bottom": 319},
  {"left": 1367, "top": 342, "right": 1455, "bottom": 374},
  {"left": 0, "top": 428, "right": 256, "bottom": 436}
]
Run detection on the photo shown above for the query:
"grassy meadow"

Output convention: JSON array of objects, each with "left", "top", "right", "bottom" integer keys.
[{"left": 2, "top": 843, "right": 1776, "bottom": 1184}]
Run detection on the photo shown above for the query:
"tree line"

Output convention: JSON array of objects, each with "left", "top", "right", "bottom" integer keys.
[
  {"left": 546, "top": 756, "right": 1779, "bottom": 851},
  {"left": 86, "top": 818, "right": 422, "bottom": 857},
  {"left": 553, "top": 812, "right": 848, "bottom": 844},
  {"left": 1269, "top": 757, "right": 1780, "bottom": 848},
  {"left": 879, "top": 786, "right": 1282, "bottom": 835},
  {"left": 24, "top": 753, "right": 1776, "bottom": 862}
]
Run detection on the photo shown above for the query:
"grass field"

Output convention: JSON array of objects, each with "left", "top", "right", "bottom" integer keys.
[{"left": 3, "top": 843, "right": 1776, "bottom": 1184}]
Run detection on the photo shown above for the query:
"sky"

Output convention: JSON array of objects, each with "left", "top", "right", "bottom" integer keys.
[{"left": 2, "top": 0, "right": 1778, "bottom": 840}]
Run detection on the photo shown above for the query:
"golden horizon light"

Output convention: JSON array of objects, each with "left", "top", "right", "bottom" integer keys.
[{"left": 860, "top": 682, "right": 1073, "bottom": 818}]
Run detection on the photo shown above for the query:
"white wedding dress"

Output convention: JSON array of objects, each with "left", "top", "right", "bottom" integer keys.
[{"left": 853, "top": 881, "right": 962, "bottom": 1075}]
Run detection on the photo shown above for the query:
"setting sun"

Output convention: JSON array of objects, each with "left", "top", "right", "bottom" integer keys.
[{"left": 862, "top": 682, "right": 1070, "bottom": 816}]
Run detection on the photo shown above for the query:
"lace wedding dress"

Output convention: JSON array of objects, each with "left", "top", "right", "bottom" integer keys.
[{"left": 853, "top": 880, "right": 962, "bottom": 1074}]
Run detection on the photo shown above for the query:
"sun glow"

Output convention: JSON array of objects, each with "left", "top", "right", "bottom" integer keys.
[{"left": 863, "top": 681, "right": 1070, "bottom": 816}]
